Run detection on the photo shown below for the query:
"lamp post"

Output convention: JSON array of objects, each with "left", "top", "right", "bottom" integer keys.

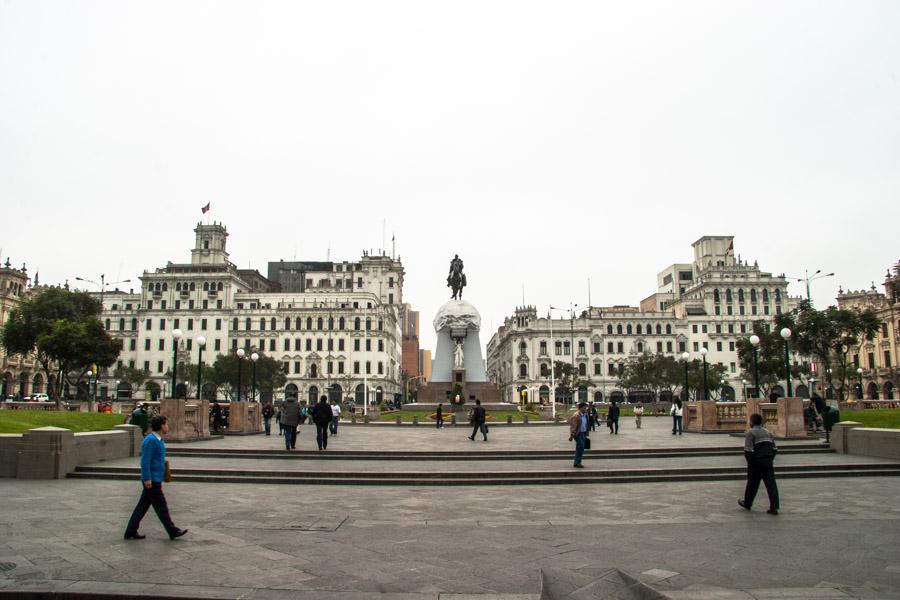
[
  {"left": 548, "top": 309, "right": 557, "bottom": 420},
  {"left": 720, "top": 379, "right": 727, "bottom": 402},
  {"left": 780, "top": 327, "right": 793, "bottom": 397},
  {"left": 699, "top": 347, "right": 709, "bottom": 400},
  {"left": 681, "top": 351, "right": 691, "bottom": 402},
  {"left": 551, "top": 303, "right": 579, "bottom": 408},
  {"left": 741, "top": 379, "right": 748, "bottom": 401},
  {"left": 787, "top": 269, "right": 834, "bottom": 307},
  {"left": 236, "top": 348, "right": 245, "bottom": 401},
  {"left": 196, "top": 336, "right": 206, "bottom": 400},
  {"left": 171, "top": 329, "right": 183, "bottom": 399},
  {"left": 363, "top": 305, "right": 368, "bottom": 417},
  {"left": 75, "top": 274, "right": 132, "bottom": 312},
  {"left": 857, "top": 367, "right": 864, "bottom": 399},
  {"left": 250, "top": 352, "right": 259, "bottom": 402}
]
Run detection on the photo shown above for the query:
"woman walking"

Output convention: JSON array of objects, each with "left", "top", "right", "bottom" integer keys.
[{"left": 670, "top": 399, "right": 683, "bottom": 435}]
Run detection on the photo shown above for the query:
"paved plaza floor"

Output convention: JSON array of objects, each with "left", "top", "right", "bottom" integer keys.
[{"left": 2, "top": 419, "right": 899, "bottom": 599}]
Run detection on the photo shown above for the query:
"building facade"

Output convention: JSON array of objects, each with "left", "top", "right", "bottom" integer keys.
[
  {"left": 487, "top": 236, "right": 800, "bottom": 404},
  {"left": 835, "top": 263, "right": 899, "bottom": 400},
  {"left": 95, "top": 222, "right": 406, "bottom": 404},
  {"left": 0, "top": 259, "right": 39, "bottom": 398}
]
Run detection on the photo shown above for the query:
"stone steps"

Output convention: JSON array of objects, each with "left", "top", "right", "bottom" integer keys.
[{"left": 68, "top": 461, "right": 900, "bottom": 486}]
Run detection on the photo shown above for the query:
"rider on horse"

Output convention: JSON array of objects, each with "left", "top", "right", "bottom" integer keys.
[{"left": 447, "top": 254, "right": 466, "bottom": 300}]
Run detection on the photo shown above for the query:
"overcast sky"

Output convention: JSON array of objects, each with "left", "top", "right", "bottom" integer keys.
[{"left": 2, "top": 1, "right": 898, "bottom": 352}]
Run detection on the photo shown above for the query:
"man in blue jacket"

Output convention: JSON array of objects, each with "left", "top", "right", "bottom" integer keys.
[{"left": 124, "top": 415, "right": 188, "bottom": 540}]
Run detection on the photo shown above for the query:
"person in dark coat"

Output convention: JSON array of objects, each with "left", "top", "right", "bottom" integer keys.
[
  {"left": 588, "top": 402, "right": 598, "bottom": 432},
  {"left": 468, "top": 399, "right": 487, "bottom": 441},
  {"left": 436, "top": 403, "right": 444, "bottom": 429},
  {"left": 607, "top": 400, "right": 620, "bottom": 435},
  {"left": 281, "top": 397, "right": 300, "bottom": 450},
  {"left": 262, "top": 402, "right": 274, "bottom": 436},
  {"left": 130, "top": 403, "right": 150, "bottom": 435},
  {"left": 739, "top": 413, "right": 780, "bottom": 515},
  {"left": 210, "top": 400, "right": 223, "bottom": 433},
  {"left": 311, "top": 395, "right": 332, "bottom": 451}
]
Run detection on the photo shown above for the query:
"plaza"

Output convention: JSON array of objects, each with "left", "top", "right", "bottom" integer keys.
[{"left": 2, "top": 418, "right": 900, "bottom": 599}]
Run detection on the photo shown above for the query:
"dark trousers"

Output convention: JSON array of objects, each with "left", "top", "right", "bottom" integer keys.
[
  {"left": 264, "top": 417, "right": 271, "bottom": 435},
  {"left": 743, "top": 459, "right": 780, "bottom": 510},
  {"left": 316, "top": 423, "right": 329, "bottom": 450},
  {"left": 330, "top": 415, "right": 339, "bottom": 435},
  {"left": 574, "top": 432, "right": 586, "bottom": 465},
  {"left": 607, "top": 418, "right": 618, "bottom": 434},
  {"left": 470, "top": 423, "right": 487, "bottom": 440},
  {"left": 125, "top": 483, "right": 177, "bottom": 536},
  {"left": 436, "top": 415, "right": 443, "bottom": 428},
  {"left": 672, "top": 415, "right": 683, "bottom": 434},
  {"left": 588, "top": 417, "right": 596, "bottom": 432},
  {"left": 283, "top": 424, "right": 297, "bottom": 449}
]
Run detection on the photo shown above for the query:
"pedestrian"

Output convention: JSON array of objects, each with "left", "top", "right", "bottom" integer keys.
[
  {"left": 210, "top": 400, "right": 223, "bottom": 433},
  {"left": 738, "top": 413, "right": 780, "bottom": 515},
  {"left": 222, "top": 406, "right": 230, "bottom": 431},
  {"left": 281, "top": 396, "right": 300, "bottom": 450},
  {"left": 312, "top": 395, "right": 332, "bottom": 451},
  {"left": 468, "top": 399, "right": 487, "bottom": 442},
  {"left": 670, "top": 399, "right": 683, "bottom": 434},
  {"left": 588, "top": 402, "right": 598, "bottom": 432},
  {"left": 436, "top": 403, "right": 444, "bottom": 429},
  {"left": 262, "top": 402, "right": 274, "bottom": 436},
  {"left": 568, "top": 401, "right": 590, "bottom": 468},
  {"left": 634, "top": 402, "right": 643, "bottom": 429},
  {"left": 329, "top": 399, "right": 341, "bottom": 436},
  {"left": 275, "top": 405, "right": 284, "bottom": 435},
  {"left": 607, "top": 400, "right": 620, "bottom": 435},
  {"left": 123, "top": 415, "right": 188, "bottom": 541},
  {"left": 130, "top": 402, "right": 150, "bottom": 435}
]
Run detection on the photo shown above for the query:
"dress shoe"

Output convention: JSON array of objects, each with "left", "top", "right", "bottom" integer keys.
[
  {"left": 767, "top": 508, "right": 779, "bottom": 515},
  {"left": 573, "top": 464, "right": 584, "bottom": 468},
  {"left": 169, "top": 528, "right": 188, "bottom": 540},
  {"left": 123, "top": 532, "right": 146, "bottom": 540},
  {"left": 738, "top": 499, "right": 750, "bottom": 510}
]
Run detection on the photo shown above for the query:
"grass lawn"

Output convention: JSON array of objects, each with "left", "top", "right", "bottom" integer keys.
[
  {"left": 0, "top": 411, "right": 127, "bottom": 434},
  {"left": 839, "top": 408, "right": 900, "bottom": 430},
  {"left": 377, "top": 409, "right": 542, "bottom": 423}
]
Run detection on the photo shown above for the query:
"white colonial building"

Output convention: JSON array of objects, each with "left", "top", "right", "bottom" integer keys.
[
  {"left": 486, "top": 236, "right": 801, "bottom": 404},
  {"left": 94, "top": 222, "right": 405, "bottom": 404}
]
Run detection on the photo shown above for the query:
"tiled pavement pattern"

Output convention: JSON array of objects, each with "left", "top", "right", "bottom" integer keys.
[{"left": 1, "top": 419, "right": 899, "bottom": 599}]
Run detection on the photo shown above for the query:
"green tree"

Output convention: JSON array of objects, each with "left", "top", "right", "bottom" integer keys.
[
  {"left": 208, "top": 351, "right": 286, "bottom": 400},
  {"left": 113, "top": 365, "right": 148, "bottom": 391},
  {"left": 737, "top": 319, "right": 811, "bottom": 398},
  {"left": 616, "top": 353, "right": 683, "bottom": 398},
  {"left": 1, "top": 288, "right": 120, "bottom": 409},
  {"left": 684, "top": 359, "right": 729, "bottom": 400}
]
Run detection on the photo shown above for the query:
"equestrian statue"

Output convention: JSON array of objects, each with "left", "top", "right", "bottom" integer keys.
[{"left": 447, "top": 254, "right": 466, "bottom": 300}]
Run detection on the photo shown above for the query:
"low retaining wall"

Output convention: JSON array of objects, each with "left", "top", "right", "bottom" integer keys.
[
  {"left": 846, "top": 427, "right": 900, "bottom": 461},
  {"left": 0, "top": 424, "right": 143, "bottom": 479},
  {"left": 684, "top": 398, "right": 808, "bottom": 437}
]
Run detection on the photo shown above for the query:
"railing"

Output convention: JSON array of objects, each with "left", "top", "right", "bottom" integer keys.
[
  {"left": 1, "top": 401, "right": 81, "bottom": 412},
  {"left": 715, "top": 402, "right": 746, "bottom": 422}
]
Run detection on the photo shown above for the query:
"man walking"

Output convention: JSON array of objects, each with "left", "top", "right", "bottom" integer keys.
[
  {"left": 130, "top": 402, "right": 150, "bottom": 435},
  {"left": 262, "top": 402, "right": 274, "bottom": 436},
  {"left": 436, "top": 403, "right": 444, "bottom": 429},
  {"left": 312, "top": 395, "right": 332, "bottom": 451},
  {"left": 468, "top": 399, "right": 487, "bottom": 441},
  {"left": 568, "top": 401, "right": 590, "bottom": 468},
  {"left": 329, "top": 399, "right": 341, "bottom": 436},
  {"left": 281, "top": 396, "right": 300, "bottom": 450},
  {"left": 739, "top": 413, "right": 780, "bottom": 515},
  {"left": 607, "top": 400, "right": 620, "bottom": 435},
  {"left": 124, "top": 416, "right": 187, "bottom": 540},
  {"left": 210, "top": 400, "right": 223, "bottom": 433},
  {"left": 588, "top": 402, "right": 598, "bottom": 432}
]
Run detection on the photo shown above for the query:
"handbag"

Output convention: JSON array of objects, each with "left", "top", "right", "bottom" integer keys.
[
  {"left": 584, "top": 436, "right": 592, "bottom": 450},
  {"left": 163, "top": 459, "right": 174, "bottom": 483}
]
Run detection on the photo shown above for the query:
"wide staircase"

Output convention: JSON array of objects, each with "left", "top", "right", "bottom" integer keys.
[{"left": 68, "top": 442, "right": 900, "bottom": 485}]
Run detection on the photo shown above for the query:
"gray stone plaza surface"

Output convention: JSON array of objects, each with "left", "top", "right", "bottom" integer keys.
[{"left": 2, "top": 419, "right": 900, "bottom": 599}]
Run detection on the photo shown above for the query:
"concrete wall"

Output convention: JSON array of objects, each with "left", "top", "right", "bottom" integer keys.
[
  {"left": 1, "top": 424, "right": 143, "bottom": 479},
  {"left": 846, "top": 427, "right": 900, "bottom": 461}
]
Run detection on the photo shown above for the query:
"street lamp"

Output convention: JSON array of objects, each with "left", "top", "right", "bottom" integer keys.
[
  {"left": 720, "top": 379, "right": 727, "bottom": 401},
  {"left": 681, "top": 351, "right": 691, "bottom": 402},
  {"left": 857, "top": 367, "right": 864, "bottom": 400},
  {"left": 251, "top": 352, "right": 259, "bottom": 402},
  {"left": 236, "top": 348, "right": 245, "bottom": 401},
  {"left": 749, "top": 334, "right": 761, "bottom": 398},
  {"left": 786, "top": 269, "right": 835, "bottom": 306},
  {"left": 551, "top": 303, "right": 579, "bottom": 409},
  {"left": 196, "top": 336, "right": 206, "bottom": 400},
  {"left": 171, "top": 329, "right": 183, "bottom": 399},
  {"left": 699, "top": 347, "right": 709, "bottom": 400},
  {"left": 741, "top": 379, "right": 748, "bottom": 401},
  {"left": 780, "top": 327, "right": 792, "bottom": 397},
  {"left": 547, "top": 309, "right": 559, "bottom": 419},
  {"left": 75, "top": 274, "right": 132, "bottom": 311}
]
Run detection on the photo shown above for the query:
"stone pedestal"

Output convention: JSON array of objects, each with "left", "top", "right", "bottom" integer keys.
[
  {"left": 159, "top": 399, "right": 212, "bottom": 441},
  {"left": 16, "top": 427, "right": 76, "bottom": 479},
  {"left": 226, "top": 402, "right": 262, "bottom": 434},
  {"left": 774, "top": 397, "right": 806, "bottom": 438}
]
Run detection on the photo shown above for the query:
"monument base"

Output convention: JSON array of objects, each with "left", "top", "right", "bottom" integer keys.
[{"left": 416, "top": 380, "right": 502, "bottom": 407}]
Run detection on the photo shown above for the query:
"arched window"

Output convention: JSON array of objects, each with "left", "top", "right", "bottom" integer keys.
[
  {"left": 317, "top": 317, "right": 323, "bottom": 330},
  {"left": 131, "top": 318, "right": 137, "bottom": 331},
  {"left": 310, "top": 364, "right": 318, "bottom": 378},
  {"left": 259, "top": 318, "right": 266, "bottom": 330},
  {"left": 285, "top": 318, "right": 291, "bottom": 330},
  {"left": 328, "top": 317, "right": 334, "bottom": 330},
  {"left": 738, "top": 289, "right": 745, "bottom": 302},
  {"left": 189, "top": 282, "right": 195, "bottom": 291},
  {"left": 162, "top": 283, "right": 168, "bottom": 291},
  {"left": 378, "top": 320, "right": 383, "bottom": 330},
  {"left": 636, "top": 324, "right": 642, "bottom": 335},
  {"left": 617, "top": 324, "right": 623, "bottom": 335},
  {"left": 203, "top": 282, "right": 209, "bottom": 291},
  {"left": 105, "top": 319, "right": 111, "bottom": 330},
  {"left": 233, "top": 318, "right": 239, "bottom": 330},
  {"left": 714, "top": 288, "right": 720, "bottom": 302},
  {"left": 245, "top": 317, "right": 251, "bottom": 330},
  {"left": 763, "top": 289, "right": 769, "bottom": 302},
  {"left": 626, "top": 324, "right": 632, "bottom": 335},
  {"left": 339, "top": 317, "right": 345, "bottom": 330},
  {"left": 656, "top": 324, "right": 662, "bottom": 334},
  {"left": 637, "top": 342, "right": 643, "bottom": 353},
  {"left": 176, "top": 282, "right": 181, "bottom": 291},
  {"left": 354, "top": 317, "right": 361, "bottom": 331},
  {"left": 306, "top": 317, "right": 312, "bottom": 330},
  {"left": 366, "top": 318, "right": 372, "bottom": 331},
  {"left": 774, "top": 289, "right": 781, "bottom": 301},
  {"left": 119, "top": 318, "right": 125, "bottom": 330},
  {"left": 519, "top": 341, "right": 527, "bottom": 354},
  {"left": 750, "top": 289, "right": 757, "bottom": 302},
  {"left": 295, "top": 317, "right": 301, "bottom": 330},
  {"left": 725, "top": 288, "right": 733, "bottom": 302},
  {"left": 217, "top": 282, "right": 223, "bottom": 291},
  {"left": 540, "top": 363, "right": 549, "bottom": 377},
  {"left": 519, "top": 364, "right": 527, "bottom": 378},
  {"left": 666, "top": 324, "right": 672, "bottom": 334},
  {"left": 607, "top": 324, "right": 613, "bottom": 335},
  {"left": 270, "top": 317, "right": 276, "bottom": 330}
]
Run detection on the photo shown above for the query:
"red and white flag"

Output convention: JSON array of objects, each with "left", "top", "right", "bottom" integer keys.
[
  {"left": 726, "top": 240, "right": 734, "bottom": 254},
  {"left": 201, "top": 203, "right": 211, "bottom": 214}
]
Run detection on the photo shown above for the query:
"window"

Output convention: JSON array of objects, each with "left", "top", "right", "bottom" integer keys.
[
  {"left": 160, "top": 300, "right": 166, "bottom": 309},
  {"left": 144, "top": 361, "right": 150, "bottom": 372},
  {"left": 305, "top": 339, "right": 312, "bottom": 351},
  {"left": 366, "top": 339, "right": 372, "bottom": 351},
  {"left": 578, "top": 363, "right": 586, "bottom": 376},
  {"left": 885, "top": 351, "right": 892, "bottom": 368},
  {"left": 540, "top": 341, "right": 548, "bottom": 355},
  {"left": 869, "top": 352, "right": 876, "bottom": 369},
  {"left": 607, "top": 342, "right": 614, "bottom": 353},
  {"left": 187, "top": 318, "right": 193, "bottom": 331},
  {"left": 214, "top": 339, "right": 221, "bottom": 351},
  {"left": 693, "top": 342, "right": 700, "bottom": 352},
  {"left": 339, "top": 317, "right": 345, "bottom": 330},
  {"left": 173, "top": 318, "right": 180, "bottom": 329},
  {"left": 593, "top": 342, "right": 600, "bottom": 353},
  {"left": 607, "top": 325, "right": 613, "bottom": 335},
  {"left": 131, "top": 318, "right": 138, "bottom": 331},
  {"left": 338, "top": 362, "right": 345, "bottom": 374},
  {"left": 306, "top": 317, "right": 313, "bottom": 330},
  {"left": 186, "top": 339, "right": 192, "bottom": 351},
  {"left": 378, "top": 340, "right": 384, "bottom": 352},
  {"left": 563, "top": 341, "right": 570, "bottom": 355},
  {"left": 716, "top": 324, "right": 722, "bottom": 334},
  {"left": 317, "top": 317, "right": 323, "bottom": 330},
  {"left": 617, "top": 342, "right": 624, "bottom": 353},
  {"left": 519, "top": 364, "right": 527, "bottom": 378},
  {"left": 626, "top": 324, "right": 632, "bottom": 335},
  {"left": 692, "top": 325, "right": 698, "bottom": 334},
  {"left": 144, "top": 339, "right": 151, "bottom": 351},
  {"left": 294, "top": 339, "right": 301, "bottom": 351},
  {"left": 245, "top": 317, "right": 251, "bottom": 330},
  {"left": 679, "top": 341, "right": 686, "bottom": 352},
  {"left": 702, "top": 324, "right": 708, "bottom": 333},
  {"left": 578, "top": 341, "right": 585, "bottom": 354},
  {"left": 130, "top": 339, "right": 136, "bottom": 351},
  {"left": 157, "top": 361, "right": 164, "bottom": 374},
  {"left": 637, "top": 342, "right": 643, "bottom": 352},
  {"left": 666, "top": 341, "right": 673, "bottom": 352},
  {"left": 158, "top": 339, "right": 165, "bottom": 351},
  {"left": 714, "top": 289, "right": 720, "bottom": 303},
  {"left": 666, "top": 324, "right": 672, "bottom": 334},
  {"left": 729, "top": 341, "right": 735, "bottom": 351},
  {"left": 636, "top": 324, "right": 642, "bottom": 335},
  {"left": 657, "top": 342, "right": 663, "bottom": 352},
  {"left": 715, "top": 306, "right": 721, "bottom": 315},
  {"left": 730, "top": 362, "right": 736, "bottom": 373},
  {"left": 882, "top": 323, "right": 889, "bottom": 337},
  {"left": 354, "top": 339, "right": 360, "bottom": 351},
  {"left": 316, "top": 339, "right": 323, "bottom": 351},
  {"left": 716, "top": 341, "right": 723, "bottom": 352},
  {"left": 594, "top": 363, "right": 602, "bottom": 376},
  {"left": 271, "top": 317, "right": 276, "bottom": 330},
  {"left": 284, "top": 339, "right": 290, "bottom": 351},
  {"left": 118, "top": 318, "right": 125, "bottom": 330},
  {"left": 616, "top": 324, "right": 622, "bottom": 335},
  {"left": 378, "top": 362, "right": 384, "bottom": 375},
  {"left": 354, "top": 362, "right": 360, "bottom": 374}
]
